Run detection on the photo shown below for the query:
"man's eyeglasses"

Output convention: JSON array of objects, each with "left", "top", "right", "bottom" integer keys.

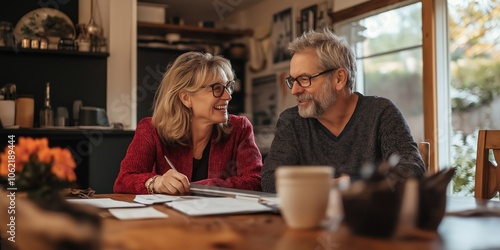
[
  {"left": 204, "top": 80, "right": 235, "bottom": 98},
  {"left": 285, "top": 68, "right": 338, "bottom": 89}
]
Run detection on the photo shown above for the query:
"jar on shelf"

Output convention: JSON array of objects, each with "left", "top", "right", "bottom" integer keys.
[{"left": 76, "top": 23, "right": 90, "bottom": 52}]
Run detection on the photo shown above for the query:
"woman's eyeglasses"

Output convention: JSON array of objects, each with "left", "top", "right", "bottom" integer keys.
[{"left": 205, "top": 80, "right": 236, "bottom": 98}]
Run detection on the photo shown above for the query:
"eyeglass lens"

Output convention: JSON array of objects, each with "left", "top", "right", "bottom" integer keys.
[{"left": 212, "top": 81, "right": 235, "bottom": 97}]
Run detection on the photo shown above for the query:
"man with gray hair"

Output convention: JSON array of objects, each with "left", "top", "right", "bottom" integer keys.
[{"left": 261, "top": 29, "right": 425, "bottom": 193}]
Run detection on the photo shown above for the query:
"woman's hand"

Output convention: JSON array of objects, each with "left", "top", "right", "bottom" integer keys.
[{"left": 153, "top": 169, "right": 191, "bottom": 195}]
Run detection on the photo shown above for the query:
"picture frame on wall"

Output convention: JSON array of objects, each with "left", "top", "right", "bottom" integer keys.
[
  {"left": 272, "top": 7, "right": 294, "bottom": 68},
  {"left": 251, "top": 74, "right": 280, "bottom": 155},
  {"left": 300, "top": 4, "right": 317, "bottom": 35},
  {"left": 316, "top": 1, "right": 331, "bottom": 31},
  {"left": 251, "top": 74, "right": 277, "bottom": 127}
]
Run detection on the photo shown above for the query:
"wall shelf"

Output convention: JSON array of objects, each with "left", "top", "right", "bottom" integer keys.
[
  {"left": 0, "top": 47, "right": 109, "bottom": 58},
  {"left": 137, "top": 22, "right": 253, "bottom": 41}
]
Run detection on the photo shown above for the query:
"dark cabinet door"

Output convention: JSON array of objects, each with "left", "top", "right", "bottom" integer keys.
[{"left": 136, "top": 47, "right": 186, "bottom": 123}]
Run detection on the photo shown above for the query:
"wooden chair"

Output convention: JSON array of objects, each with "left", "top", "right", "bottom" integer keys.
[
  {"left": 418, "top": 142, "right": 432, "bottom": 174},
  {"left": 474, "top": 130, "right": 500, "bottom": 199}
]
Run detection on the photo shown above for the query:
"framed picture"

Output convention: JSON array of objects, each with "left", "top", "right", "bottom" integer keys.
[
  {"left": 272, "top": 7, "right": 294, "bottom": 68},
  {"left": 300, "top": 5, "right": 317, "bottom": 35},
  {"left": 316, "top": 1, "right": 331, "bottom": 31},
  {"left": 251, "top": 74, "right": 279, "bottom": 155},
  {"left": 251, "top": 74, "right": 277, "bottom": 127}
]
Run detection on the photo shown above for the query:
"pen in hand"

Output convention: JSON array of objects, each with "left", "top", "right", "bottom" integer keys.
[
  {"left": 164, "top": 155, "right": 177, "bottom": 171},
  {"left": 164, "top": 155, "right": 191, "bottom": 190}
]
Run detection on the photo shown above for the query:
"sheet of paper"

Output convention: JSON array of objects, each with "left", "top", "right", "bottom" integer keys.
[
  {"left": 67, "top": 198, "right": 145, "bottom": 208},
  {"left": 165, "top": 197, "right": 276, "bottom": 216},
  {"left": 134, "top": 194, "right": 181, "bottom": 205},
  {"left": 109, "top": 207, "right": 168, "bottom": 220}
]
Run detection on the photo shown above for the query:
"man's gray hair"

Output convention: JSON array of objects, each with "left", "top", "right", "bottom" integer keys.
[{"left": 288, "top": 29, "right": 357, "bottom": 90}]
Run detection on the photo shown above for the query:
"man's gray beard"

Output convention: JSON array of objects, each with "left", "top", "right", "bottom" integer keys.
[{"left": 297, "top": 85, "right": 337, "bottom": 118}]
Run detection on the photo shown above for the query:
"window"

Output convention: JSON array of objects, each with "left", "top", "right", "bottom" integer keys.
[
  {"left": 336, "top": 0, "right": 499, "bottom": 196},
  {"left": 336, "top": 2, "right": 424, "bottom": 142},
  {"left": 445, "top": 0, "right": 500, "bottom": 196}
]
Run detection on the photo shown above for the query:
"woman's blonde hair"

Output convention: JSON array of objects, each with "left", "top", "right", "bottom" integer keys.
[{"left": 151, "top": 51, "right": 234, "bottom": 146}]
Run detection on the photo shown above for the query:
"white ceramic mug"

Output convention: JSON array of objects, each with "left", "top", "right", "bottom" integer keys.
[
  {"left": 276, "top": 166, "right": 334, "bottom": 229},
  {"left": 0, "top": 100, "right": 16, "bottom": 127}
]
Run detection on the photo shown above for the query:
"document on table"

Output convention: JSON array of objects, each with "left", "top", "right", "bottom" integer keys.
[
  {"left": 109, "top": 207, "right": 168, "bottom": 220},
  {"left": 133, "top": 194, "right": 181, "bottom": 205},
  {"left": 190, "top": 184, "right": 278, "bottom": 205},
  {"left": 67, "top": 198, "right": 145, "bottom": 208},
  {"left": 165, "top": 197, "right": 276, "bottom": 216}
]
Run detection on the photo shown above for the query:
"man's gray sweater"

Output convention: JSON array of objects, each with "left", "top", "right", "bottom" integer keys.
[{"left": 261, "top": 92, "right": 425, "bottom": 193}]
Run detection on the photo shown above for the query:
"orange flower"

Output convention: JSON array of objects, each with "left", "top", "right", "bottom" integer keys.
[
  {"left": 51, "top": 147, "right": 76, "bottom": 181},
  {"left": 0, "top": 137, "right": 77, "bottom": 190},
  {"left": 36, "top": 147, "right": 53, "bottom": 164},
  {"left": 0, "top": 151, "right": 9, "bottom": 177}
]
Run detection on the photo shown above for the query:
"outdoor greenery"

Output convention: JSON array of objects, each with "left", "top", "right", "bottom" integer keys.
[
  {"left": 449, "top": 0, "right": 499, "bottom": 195},
  {"left": 352, "top": 0, "right": 499, "bottom": 196},
  {"left": 450, "top": 131, "right": 477, "bottom": 195},
  {"left": 342, "top": 0, "right": 498, "bottom": 196}
]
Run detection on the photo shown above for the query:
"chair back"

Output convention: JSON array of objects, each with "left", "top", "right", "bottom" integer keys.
[
  {"left": 474, "top": 130, "right": 500, "bottom": 199},
  {"left": 418, "top": 142, "right": 432, "bottom": 174}
]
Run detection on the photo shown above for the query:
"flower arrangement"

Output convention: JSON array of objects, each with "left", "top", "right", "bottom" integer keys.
[
  {"left": 0, "top": 137, "right": 101, "bottom": 250},
  {"left": 0, "top": 137, "right": 76, "bottom": 196}
]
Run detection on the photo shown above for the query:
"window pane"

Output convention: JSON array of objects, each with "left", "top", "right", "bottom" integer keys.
[
  {"left": 354, "top": 3, "right": 422, "bottom": 57},
  {"left": 336, "top": 2, "right": 424, "bottom": 142},
  {"left": 362, "top": 48, "right": 424, "bottom": 141},
  {"left": 448, "top": 0, "right": 500, "bottom": 196}
]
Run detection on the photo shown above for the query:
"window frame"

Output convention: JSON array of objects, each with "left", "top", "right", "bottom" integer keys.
[{"left": 332, "top": 0, "right": 439, "bottom": 172}]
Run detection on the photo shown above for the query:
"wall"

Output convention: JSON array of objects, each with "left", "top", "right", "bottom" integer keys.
[
  {"left": 225, "top": 0, "right": 369, "bottom": 117},
  {"left": 219, "top": 0, "right": 369, "bottom": 152},
  {"left": 75, "top": 0, "right": 370, "bottom": 130},
  {"left": 79, "top": 0, "right": 136, "bottom": 129}
]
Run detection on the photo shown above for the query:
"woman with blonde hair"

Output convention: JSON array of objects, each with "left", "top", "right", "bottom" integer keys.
[{"left": 114, "top": 52, "right": 262, "bottom": 195}]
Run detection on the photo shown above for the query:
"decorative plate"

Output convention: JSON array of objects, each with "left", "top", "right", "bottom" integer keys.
[{"left": 14, "top": 8, "right": 75, "bottom": 42}]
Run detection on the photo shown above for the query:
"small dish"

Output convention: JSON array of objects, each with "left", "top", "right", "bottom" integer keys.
[{"left": 14, "top": 8, "right": 75, "bottom": 43}]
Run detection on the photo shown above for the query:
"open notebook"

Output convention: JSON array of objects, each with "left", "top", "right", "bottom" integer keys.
[
  {"left": 165, "top": 197, "right": 276, "bottom": 216},
  {"left": 163, "top": 184, "right": 279, "bottom": 216},
  {"left": 189, "top": 184, "right": 279, "bottom": 206}
]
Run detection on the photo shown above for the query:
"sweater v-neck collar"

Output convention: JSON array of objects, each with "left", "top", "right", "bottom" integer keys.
[{"left": 316, "top": 92, "right": 363, "bottom": 141}]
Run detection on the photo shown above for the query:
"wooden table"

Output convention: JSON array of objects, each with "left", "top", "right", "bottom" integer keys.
[{"left": 99, "top": 194, "right": 500, "bottom": 250}]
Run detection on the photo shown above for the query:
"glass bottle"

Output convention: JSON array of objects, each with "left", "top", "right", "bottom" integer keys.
[{"left": 39, "top": 82, "right": 54, "bottom": 127}]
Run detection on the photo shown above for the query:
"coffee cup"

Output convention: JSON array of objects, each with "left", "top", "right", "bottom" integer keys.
[{"left": 276, "top": 166, "right": 334, "bottom": 229}]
